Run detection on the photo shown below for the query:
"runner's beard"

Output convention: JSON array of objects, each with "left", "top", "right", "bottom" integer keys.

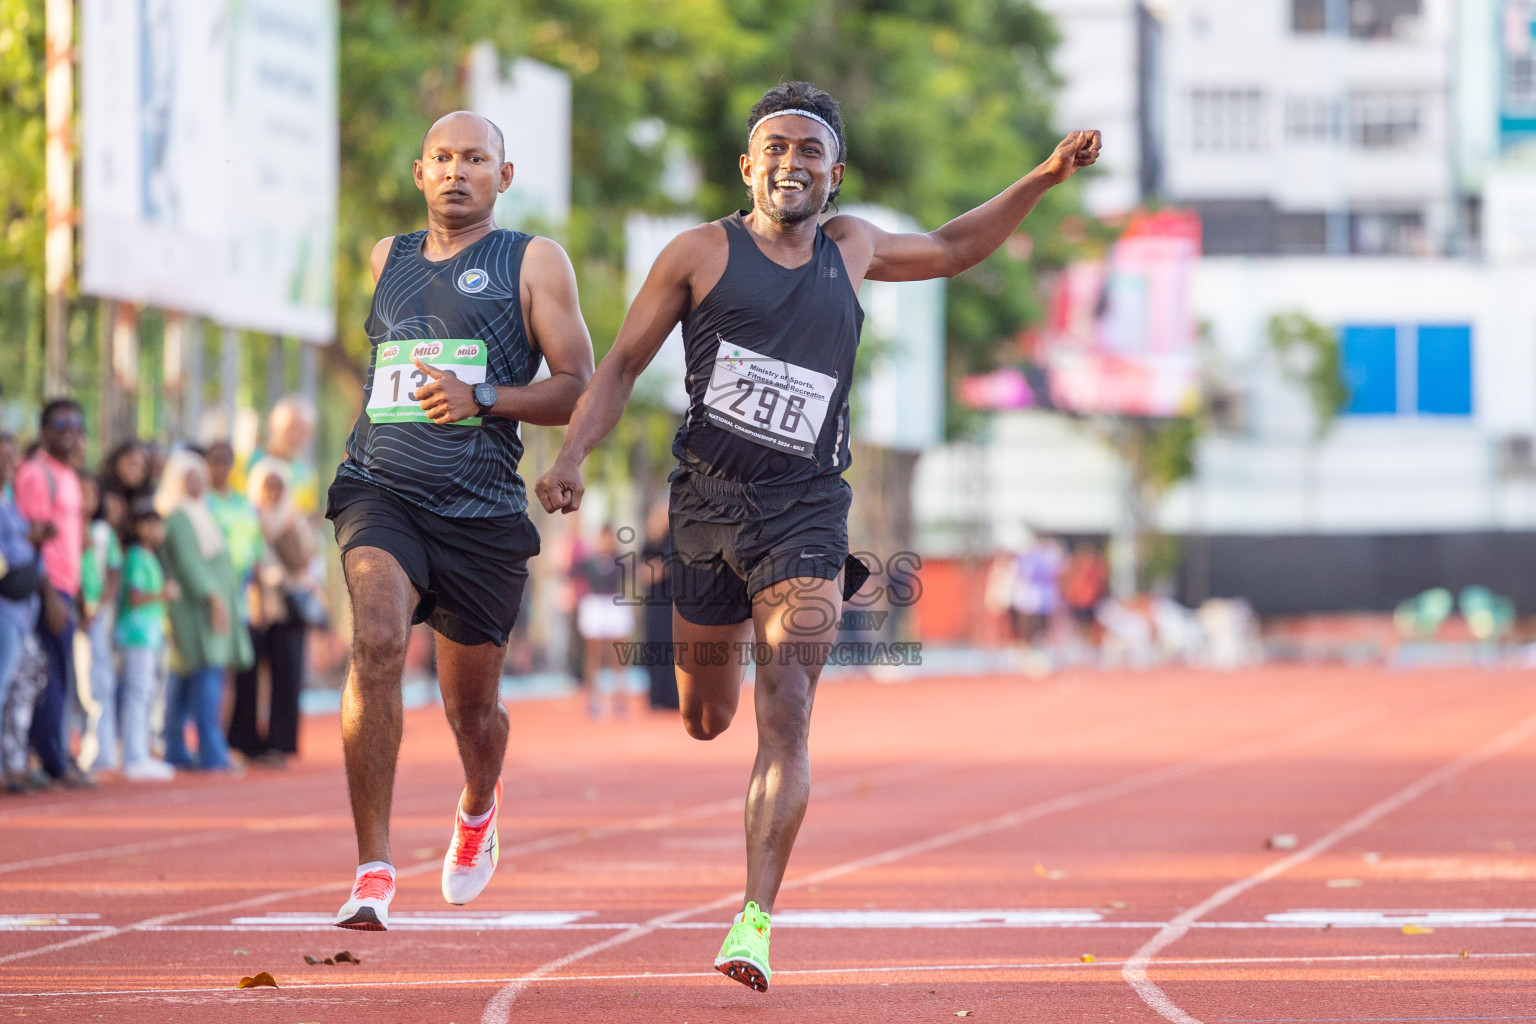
[{"left": 752, "top": 178, "right": 829, "bottom": 226}]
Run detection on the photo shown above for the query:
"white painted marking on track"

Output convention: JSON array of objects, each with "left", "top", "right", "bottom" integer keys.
[
  {"left": 1122, "top": 708, "right": 1536, "bottom": 1024},
  {"left": 3, "top": 951, "right": 1534, "bottom": 1001},
  {"left": 772, "top": 908, "right": 1105, "bottom": 927},
  {"left": 1266, "top": 909, "right": 1536, "bottom": 927},
  {"left": 20, "top": 909, "right": 1536, "bottom": 934},
  {"left": 229, "top": 910, "right": 596, "bottom": 929}
]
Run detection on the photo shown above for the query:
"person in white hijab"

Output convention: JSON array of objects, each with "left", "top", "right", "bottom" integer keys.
[
  {"left": 240, "top": 456, "right": 320, "bottom": 765},
  {"left": 154, "top": 449, "right": 252, "bottom": 770}
]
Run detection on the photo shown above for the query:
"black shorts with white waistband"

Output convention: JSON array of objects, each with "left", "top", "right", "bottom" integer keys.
[
  {"left": 326, "top": 477, "right": 540, "bottom": 647},
  {"left": 668, "top": 467, "right": 863, "bottom": 627}
]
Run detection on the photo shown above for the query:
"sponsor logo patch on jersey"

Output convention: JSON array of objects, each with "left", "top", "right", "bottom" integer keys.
[{"left": 457, "top": 268, "right": 490, "bottom": 294}]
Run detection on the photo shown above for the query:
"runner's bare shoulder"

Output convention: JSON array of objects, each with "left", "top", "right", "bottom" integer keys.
[
  {"left": 656, "top": 222, "right": 730, "bottom": 299},
  {"left": 370, "top": 236, "right": 396, "bottom": 284},
  {"left": 520, "top": 236, "right": 578, "bottom": 290}
]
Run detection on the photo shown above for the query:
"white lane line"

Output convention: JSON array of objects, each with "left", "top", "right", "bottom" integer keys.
[
  {"left": 5, "top": 950, "right": 1533, "bottom": 1002},
  {"left": 479, "top": 708, "right": 1379, "bottom": 1022},
  {"left": 1123, "top": 708, "right": 1536, "bottom": 1024},
  {"left": 19, "top": 914, "right": 1536, "bottom": 934},
  {"left": 0, "top": 761, "right": 939, "bottom": 967}
]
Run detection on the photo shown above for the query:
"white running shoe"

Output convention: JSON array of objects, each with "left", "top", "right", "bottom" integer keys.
[
  {"left": 122, "top": 759, "right": 175, "bottom": 781},
  {"left": 442, "top": 780, "right": 501, "bottom": 905},
  {"left": 335, "top": 865, "right": 395, "bottom": 930}
]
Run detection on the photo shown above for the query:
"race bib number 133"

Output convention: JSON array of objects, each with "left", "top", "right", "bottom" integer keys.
[{"left": 366, "top": 339, "right": 488, "bottom": 426}]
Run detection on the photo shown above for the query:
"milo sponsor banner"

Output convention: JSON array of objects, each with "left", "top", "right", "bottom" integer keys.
[{"left": 366, "top": 339, "right": 489, "bottom": 425}]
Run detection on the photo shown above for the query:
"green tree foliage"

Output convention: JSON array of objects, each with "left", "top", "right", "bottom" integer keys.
[
  {"left": 0, "top": 0, "right": 45, "bottom": 372},
  {"left": 1267, "top": 311, "right": 1348, "bottom": 439}
]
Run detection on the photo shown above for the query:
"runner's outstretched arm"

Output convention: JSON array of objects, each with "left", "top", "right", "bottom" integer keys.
[
  {"left": 412, "top": 238, "right": 595, "bottom": 426},
  {"left": 825, "top": 129, "right": 1102, "bottom": 283},
  {"left": 533, "top": 226, "right": 709, "bottom": 514}
]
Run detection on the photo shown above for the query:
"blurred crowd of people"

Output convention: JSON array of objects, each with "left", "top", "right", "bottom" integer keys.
[
  {"left": 984, "top": 531, "right": 1261, "bottom": 671},
  {"left": 0, "top": 396, "right": 325, "bottom": 793}
]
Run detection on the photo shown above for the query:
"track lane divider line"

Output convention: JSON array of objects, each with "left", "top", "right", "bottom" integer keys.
[
  {"left": 10, "top": 949, "right": 1533, "bottom": 1002},
  {"left": 1122, "top": 707, "right": 1536, "bottom": 1024}
]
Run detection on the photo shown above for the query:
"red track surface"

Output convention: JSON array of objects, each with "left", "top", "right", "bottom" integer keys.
[{"left": 2, "top": 666, "right": 1535, "bottom": 1022}]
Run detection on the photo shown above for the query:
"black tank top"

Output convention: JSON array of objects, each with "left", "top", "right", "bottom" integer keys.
[
  {"left": 336, "top": 229, "right": 542, "bottom": 518},
  {"left": 673, "top": 212, "right": 864, "bottom": 486}
]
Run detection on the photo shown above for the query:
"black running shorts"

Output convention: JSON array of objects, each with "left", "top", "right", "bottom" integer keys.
[
  {"left": 326, "top": 477, "right": 540, "bottom": 647},
  {"left": 668, "top": 468, "right": 855, "bottom": 627}
]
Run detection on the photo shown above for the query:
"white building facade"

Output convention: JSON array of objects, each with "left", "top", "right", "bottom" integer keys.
[{"left": 914, "top": 0, "right": 1536, "bottom": 613}]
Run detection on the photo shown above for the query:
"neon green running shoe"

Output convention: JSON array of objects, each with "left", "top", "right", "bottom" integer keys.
[{"left": 714, "top": 901, "right": 771, "bottom": 992}]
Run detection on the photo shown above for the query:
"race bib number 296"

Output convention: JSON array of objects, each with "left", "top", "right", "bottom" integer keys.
[
  {"left": 366, "top": 339, "right": 488, "bottom": 426},
  {"left": 704, "top": 338, "right": 837, "bottom": 459}
]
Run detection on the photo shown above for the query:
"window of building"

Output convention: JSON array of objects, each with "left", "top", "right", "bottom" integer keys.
[
  {"left": 1351, "top": 0, "right": 1421, "bottom": 38},
  {"left": 1348, "top": 91, "right": 1423, "bottom": 148},
  {"left": 1508, "top": 54, "right": 1536, "bottom": 113},
  {"left": 1292, "top": 0, "right": 1327, "bottom": 33},
  {"left": 1341, "top": 325, "right": 1398, "bottom": 414},
  {"left": 1415, "top": 325, "right": 1472, "bottom": 416},
  {"left": 1340, "top": 323, "right": 1473, "bottom": 417},
  {"left": 1285, "top": 96, "right": 1340, "bottom": 142},
  {"left": 1277, "top": 212, "right": 1329, "bottom": 254},
  {"left": 1349, "top": 210, "right": 1424, "bottom": 255},
  {"left": 1293, "top": 0, "right": 1422, "bottom": 37},
  {"left": 1188, "top": 87, "right": 1268, "bottom": 152}
]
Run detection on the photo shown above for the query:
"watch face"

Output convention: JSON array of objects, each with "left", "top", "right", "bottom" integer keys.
[{"left": 475, "top": 383, "right": 497, "bottom": 408}]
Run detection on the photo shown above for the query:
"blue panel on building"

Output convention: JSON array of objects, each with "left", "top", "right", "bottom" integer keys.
[
  {"left": 1416, "top": 324, "right": 1472, "bottom": 416},
  {"left": 1341, "top": 325, "right": 1397, "bottom": 415}
]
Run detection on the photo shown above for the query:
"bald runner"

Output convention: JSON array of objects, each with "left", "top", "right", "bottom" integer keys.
[{"left": 327, "top": 111, "right": 595, "bottom": 930}]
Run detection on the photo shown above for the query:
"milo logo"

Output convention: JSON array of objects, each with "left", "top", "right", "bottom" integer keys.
[
  {"left": 412, "top": 342, "right": 443, "bottom": 360},
  {"left": 379, "top": 344, "right": 400, "bottom": 361},
  {"left": 455, "top": 344, "right": 480, "bottom": 359}
]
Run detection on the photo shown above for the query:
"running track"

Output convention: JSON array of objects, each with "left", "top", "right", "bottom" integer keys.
[{"left": 1, "top": 666, "right": 1534, "bottom": 1022}]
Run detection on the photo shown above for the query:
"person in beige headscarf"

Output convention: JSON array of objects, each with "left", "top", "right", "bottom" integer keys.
[
  {"left": 243, "top": 456, "right": 323, "bottom": 765},
  {"left": 155, "top": 449, "right": 253, "bottom": 771}
]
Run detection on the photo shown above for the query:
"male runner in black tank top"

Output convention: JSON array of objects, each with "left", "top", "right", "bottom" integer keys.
[
  {"left": 326, "top": 111, "right": 594, "bottom": 930},
  {"left": 536, "top": 82, "right": 1099, "bottom": 989}
]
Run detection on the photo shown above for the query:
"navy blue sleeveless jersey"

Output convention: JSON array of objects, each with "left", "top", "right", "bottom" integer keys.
[
  {"left": 672, "top": 212, "right": 864, "bottom": 486},
  {"left": 336, "top": 229, "right": 543, "bottom": 518}
]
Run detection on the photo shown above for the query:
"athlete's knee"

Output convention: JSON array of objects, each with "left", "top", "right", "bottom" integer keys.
[
  {"left": 755, "top": 682, "right": 814, "bottom": 748},
  {"left": 443, "top": 691, "right": 505, "bottom": 739},
  {"left": 681, "top": 700, "right": 735, "bottom": 741},
  {"left": 350, "top": 619, "right": 409, "bottom": 681}
]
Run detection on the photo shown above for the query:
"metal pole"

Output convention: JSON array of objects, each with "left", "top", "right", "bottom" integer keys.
[
  {"left": 111, "top": 303, "right": 139, "bottom": 442},
  {"left": 43, "top": 0, "right": 74, "bottom": 397},
  {"left": 221, "top": 324, "right": 239, "bottom": 441},
  {"left": 266, "top": 334, "right": 286, "bottom": 411},
  {"left": 163, "top": 311, "right": 184, "bottom": 441},
  {"left": 300, "top": 339, "right": 319, "bottom": 463},
  {"left": 184, "top": 317, "right": 205, "bottom": 443}
]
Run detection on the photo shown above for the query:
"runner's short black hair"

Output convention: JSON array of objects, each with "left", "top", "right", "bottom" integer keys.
[
  {"left": 747, "top": 82, "right": 846, "bottom": 209},
  {"left": 39, "top": 398, "right": 81, "bottom": 431}
]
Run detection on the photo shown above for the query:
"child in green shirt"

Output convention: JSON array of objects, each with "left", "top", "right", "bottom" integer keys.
[{"left": 117, "top": 503, "right": 177, "bottom": 781}]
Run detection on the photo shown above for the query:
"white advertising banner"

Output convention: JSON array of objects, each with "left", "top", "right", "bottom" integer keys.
[{"left": 80, "top": 0, "right": 337, "bottom": 341}]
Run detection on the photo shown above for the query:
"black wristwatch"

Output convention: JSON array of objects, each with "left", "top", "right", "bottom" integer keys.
[{"left": 473, "top": 382, "right": 498, "bottom": 418}]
